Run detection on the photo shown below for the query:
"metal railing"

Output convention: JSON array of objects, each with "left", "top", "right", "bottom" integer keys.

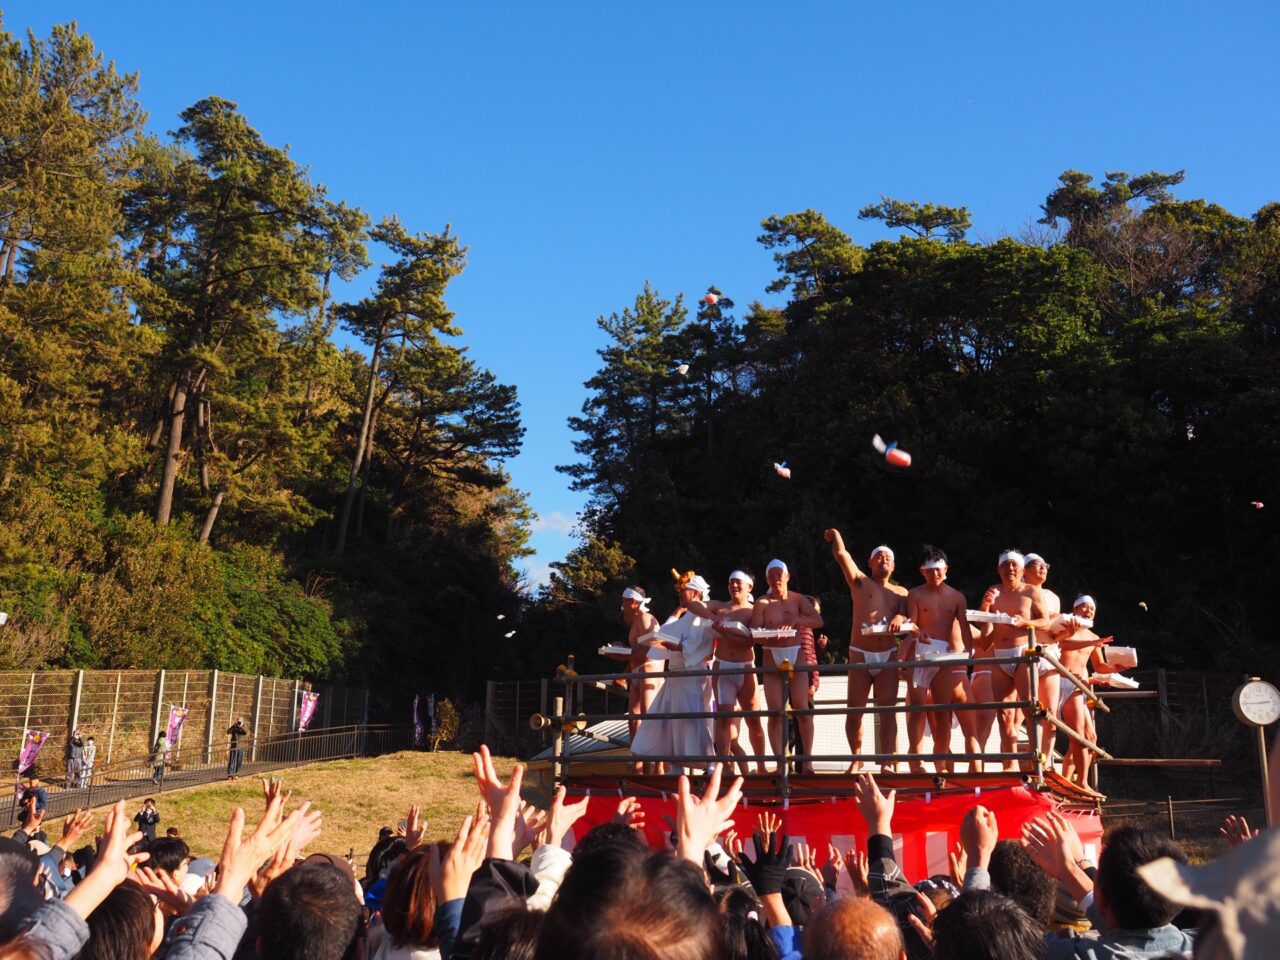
[
  {"left": 542, "top": 642, "right": 1084, "bottom": 799},
  {"left": 6, "top": 724, "right": 415, "bottom": 828}
]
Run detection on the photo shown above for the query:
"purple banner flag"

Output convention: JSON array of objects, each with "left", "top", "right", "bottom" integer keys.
[
  {"left": 17, "top": 730, "right": 48, "bottom": 775},
  {"left": 412, "top": 695, "right": 424, "bottom": 747},
  {"left": 298, "top": 691, "right": 320, "bottom": 731},
  {"left": 167, "top": 706, "right": 189, "bottom": 748}
]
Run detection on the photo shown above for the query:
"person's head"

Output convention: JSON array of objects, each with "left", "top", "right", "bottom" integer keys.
[
  {"left": 621, "top": 586, "right": 652, "bottom": 624},
  {"left": 257, "top": 862, "right": 363, "bottom": 960},
  {"left": 681, "top": 574, "right": 711, "bottom": 606},
  {"left": 87, "top": 736, "right": 95, "bottom": 744},
  {"left": 765, "top": 559, "right": 790, "bottom": 593},
  {"left": 472, "top": 906, "right": 544, "bottom": 960},
  {"left": 143, "top": 798, "right": 155, "bottom": 810},
  {"left": 79, "top": 883, "right": 161, "bottom": 960},
  {"left": 920, "top": 545, "right": 948, "bottom": 586},
  {"left": 1096, "top": 824, "right": 1187, "bottom": 930},
  {"left": 380, "top": 846, "right": 440, "bottom": 948},
  {"left": 537, "top": 847, "right": 721, "bottom": 960},
  {"left": 0, "top": 934, "right": 55, "bottom": 960},
  {"left": 571, "top": 820, "right": 650, "bottom": 860},
  {"left": 716, "top": 886, "right": 779, "bottom": 960},
  {"left": 145, "top": 837, "right": 190, "bottom": 884},
  {"left": 988, "top": 840, "right": 1054, "bottom": 928},
  {"left": 1022, "top": 553, "right": 1049, "bottom": 586},
  {"left": 1073, "top": 595, "right": 1097, "bottom": 621},
  {"left": 782, "top": 867, "right": 824, "bottom": 927},
  {"left": 728, "top": 570, "right": 754, "bottom": 604},
  {"left": 997, "top": 549, "right": 1024, "bottom": 586},
  {"left": 165, "top": 827, "right": 180, "bottom": 838},
  {"left": 932, "top": 891, "right": 1043, "bottom": 960},
  {"left": 868, "top": 546, "right": 895, "bottom": 581},
  {"left": 25, "top": 775, "right": 38, "bottom": 789},
  {"left": 915, "top": 876, "right": 959, "bottom": 913},
  {"left": 0, "top": 838, "right": 44, "bottom": 941},
  {"left": 804, "top": 897, "right": 904, "bottom": 960}
]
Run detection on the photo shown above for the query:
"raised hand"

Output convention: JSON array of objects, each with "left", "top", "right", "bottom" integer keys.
[
  {"left": 822, "top": 844, "right": 845, "bottom": 887},
  {"left": 949, "top": 840, "right": 968, "bottom": 887},
  {"left": 59, "top": 809, "right": 94, "bottom": 849},
  {"left": 403, "top": 804, "right": 426, "bottom": 850},
  {"left": 675, "top": 765, "right": 743, "bottom": 865},
  {"left": 429, "top": 803, "right": 490, "bottom": 903},
  {"left": 854, "top": 773, "right": 895, "bottom": 835},
  {"left": 846, "top": 848, "right": 870, "bottom": 898},
  {"left": 960, "top": 804, "right": 999, "bottom": 871},
  {"left": 63, "top": 799, "right": 149, "bottom": 921},
  {"left": 737, "top": 829, "right": 790, "bottom": 896},
  {"left": 472, "top": 744, "right": 525, "bottom": 860},
  {"left": 907, "top": 891, "right": 937, "bottom": 947},
  {"left": 131, "top": 865, "right": 195, "bottom": 915},
  {"left": 1220, "top": 814, "right": 1260, "bottom": 847},
  {"left": 1021, "top": 811, "right": 1092, "bottom": 902},
  {"left": 756, "top": 811, "right": 781, "bottom": 851},
  {"left": 612, "top": 796, "right": 646, "bottom": 831},
  {"left": 541, "top": 785, "right": 590, "bottom": 849},
  {"left": 214, "top": 791, "right": 303, "bottom": 901}
]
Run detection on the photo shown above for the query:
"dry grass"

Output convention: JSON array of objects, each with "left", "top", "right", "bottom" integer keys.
[{"left": 79, "top": 750, "right": 517, "bottom": 863}]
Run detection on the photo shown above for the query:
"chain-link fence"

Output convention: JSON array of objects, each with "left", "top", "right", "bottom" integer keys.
[{"left": 2, "top": 668, "right": 369, "bottom": 784}]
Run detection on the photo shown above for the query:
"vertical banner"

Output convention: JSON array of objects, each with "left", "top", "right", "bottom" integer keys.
[
  {"left": 166, "top": 706, "right": 189, "bottom": 754},
  {"left": 298, "top": 691, "right": 320, "bottom": 731},
  {"left": 17, "top": 730, "right": 49, "bottom": 775},
  {"left": 412, "top": 695, "right": 424, "bottom": 748},
  {"left": 427, "top": 694, "right": 437, "bottom": 738}
]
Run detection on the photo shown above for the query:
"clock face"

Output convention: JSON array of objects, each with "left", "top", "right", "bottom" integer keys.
[{"left": 1234, "top": 681, "right": 1280, "bottom": 727}]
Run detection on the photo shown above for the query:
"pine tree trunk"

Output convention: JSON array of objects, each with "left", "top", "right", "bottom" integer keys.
[
  {"left": 154, "top": 373, "right": 190, "bottom": 525},
  {"left": 334, "top": 330, "right": 384, "bottom": 556},
  {"left": 198, "top": 489, "right": 224, "bottom": 544}
]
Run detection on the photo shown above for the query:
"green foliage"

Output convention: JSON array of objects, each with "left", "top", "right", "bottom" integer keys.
[
  {"left": 547, "top": 170, "right": 1280, "bottom": 682},
  {"left": 858, "top": 195, "right": 972, "bottom": 242},
  {"left": 0, "top": 19, "right": 530, "bottom": 705}
]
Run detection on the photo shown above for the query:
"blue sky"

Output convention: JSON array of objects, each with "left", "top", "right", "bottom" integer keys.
[{"left": 12, "top": 2, "right": 1279, "bottom": 586}]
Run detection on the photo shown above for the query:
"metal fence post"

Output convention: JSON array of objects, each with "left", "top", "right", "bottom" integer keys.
[
  {"left": 290, "top": 680, "right": 300, "bottom": 732},
  {"left": 251, "top": 676, "right": 264, "bottom": 762},
  {"left": 321, "top": 687, "right": 332, "bottom": 729},
  {"left": 106, "top": 672, "right": 122, "bottom": 764},
  {"left": 68, "top": 670, "right": 85, "bottom": 739},
  {"left": 205, "top": 671, "right": 219, "bottom": 764},
  {"left": 150, "top": 670, "right": 166, "bottom": 746},
  {"left": 1157, "top": 668, "right": 1170, "bottom": 741},
  {"left": 362, "top": 689, "right": 370, "bottom": 726}
]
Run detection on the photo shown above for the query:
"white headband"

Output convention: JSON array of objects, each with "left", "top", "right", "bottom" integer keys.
[
  {"left": 766, "top": 559, "right": 788, "bottom": 576},
  {"left": 921, "top": 558, "right": 947, "bottom": 570},
  {"left": 1024, "top": 553, "right": 1046, "bottom": 566},
  {"left": 728, "top": 570, "right": 754, "bottom": 587},
  {"left": 1073, "top": 595, "right": 1096, "bottom": 610},
  {"left": 870, "top": 545, "right": 894, "bottom": 562},
  {"left": 998, "top": 550, "right": 1025, "bottom": 566},
  {"left": 621, "top": 588, "right": 651, "bottom": 609},
  {"left": 683, "top": 575, "right": 711, "bottom": 601}
]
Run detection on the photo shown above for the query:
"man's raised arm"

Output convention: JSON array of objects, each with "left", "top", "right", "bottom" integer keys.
[{"left": 824, "top": 528, "right": 862, "bottom": 589}]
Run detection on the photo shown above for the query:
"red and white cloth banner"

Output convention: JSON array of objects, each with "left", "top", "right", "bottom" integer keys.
[{"left": 563, "top": 785, "right": 1103, "bottom": 878}]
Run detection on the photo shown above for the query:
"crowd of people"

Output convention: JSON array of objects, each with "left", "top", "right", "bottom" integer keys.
[
  {"left": 3, "top": 744, "right": 1274, "bottom": 959},
  {"left": 614, "top": 531, "right": 1132, "bottom": 783}
]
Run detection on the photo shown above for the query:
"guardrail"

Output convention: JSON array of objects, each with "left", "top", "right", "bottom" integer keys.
[{"left": 6, "top": 724, "right": 415, "bottom": 827}]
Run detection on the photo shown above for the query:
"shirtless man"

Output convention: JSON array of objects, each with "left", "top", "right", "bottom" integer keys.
[
  {"left": 611, "top": 587, "right": 662, "bottom": 760},
  {"left": 824, "top": 529, "right": 909, "bottom": 772},
  {"left": 905, "top": 546, "right": 977, "bottom": 774},
  {"left": 1047, "top": 596, "right": 1121, "bottom": 785},
  {"left": 975, "top": 549, "right": 1047, "bottom": 771},
  {"left": 707, "top": 570, "right": 767, "bottom": 775},
  {"left": 1022, "top": 553, "right": 1064, "bottom": 763},
  {"left": 750, "top": 559, "right": 823, "bottom": 770}
]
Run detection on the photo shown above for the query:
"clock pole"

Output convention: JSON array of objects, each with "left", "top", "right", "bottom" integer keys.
[
  {"left": 1233, "top": 677, "right": 1280, "bottom": 828},
  {"left": 1258, "top": 723, "right": 1272, "bottom": 828}
]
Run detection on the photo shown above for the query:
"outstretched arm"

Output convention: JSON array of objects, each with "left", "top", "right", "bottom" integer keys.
[
  {"left": 824, "top": 529, "right": 862, "bottom": 589},
  {"left": 793, "top": 594, "right": 823, "bottom": 630}
]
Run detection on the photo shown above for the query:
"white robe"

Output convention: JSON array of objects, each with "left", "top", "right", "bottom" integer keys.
[{"left": 630, "top": 612, "right": 716, "bottom": 770}]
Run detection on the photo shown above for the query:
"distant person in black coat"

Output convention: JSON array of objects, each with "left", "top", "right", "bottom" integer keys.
[
  {"left": 134, "top": 798, "right": 160, "bottom": 842},
  {"left": 226, "top": 718, "right": 248, "bottom": 779}
]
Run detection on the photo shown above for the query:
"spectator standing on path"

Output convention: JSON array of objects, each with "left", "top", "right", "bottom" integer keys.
[
  {"left": 150, "top": 732, "right": 168, "bottom": 784},
  {"left": 227, "top": 717, "right": 248, "bottom": 779},
  {"left": 64, "top": 729, "right": 84, "bottom": 788},
  {"left": 79, "top": 735, "right": 96, "bottom": 787},
  {"left": 134, "top": 797, "right": 160, "bottom": 842}
]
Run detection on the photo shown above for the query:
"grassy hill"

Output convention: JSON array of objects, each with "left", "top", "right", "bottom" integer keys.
[{"left": 81, "top": 750, "right": 517, "bottom": 863}]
